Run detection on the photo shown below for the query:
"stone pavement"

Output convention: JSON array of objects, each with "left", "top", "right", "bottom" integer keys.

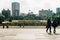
[{"left": 0, "top": 29, "right": 60, "bottom": 40}]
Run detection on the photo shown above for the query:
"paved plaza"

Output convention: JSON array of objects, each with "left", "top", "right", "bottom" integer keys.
[{"left": 0, "top": 28, "right": 59, "bottom": 40}]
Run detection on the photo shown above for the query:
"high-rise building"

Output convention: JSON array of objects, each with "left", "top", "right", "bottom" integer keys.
[
  {"left": 39, "top": 9, "right": 53, "bottom": 19},
  {"left": 12, "top": 2, "right": 20, "bottom": 16},
  {"left": 56, "top": 8, "right": 60, "bottom": 13}
]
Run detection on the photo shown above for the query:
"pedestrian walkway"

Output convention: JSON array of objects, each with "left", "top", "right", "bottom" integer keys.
[{"left": 0, "top": 29, "right": 60, "bottom": 40}]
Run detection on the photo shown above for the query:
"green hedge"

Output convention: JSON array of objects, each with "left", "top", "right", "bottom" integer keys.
[
  {"left": 0, "top": 20, "right": 47, "bottom": 26},
  {"left": 40, "top": 22, "right": 47, "bottom": 26}
]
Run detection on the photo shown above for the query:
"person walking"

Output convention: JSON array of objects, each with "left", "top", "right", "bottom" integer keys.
[
  {"left": 46, "top": 19, "right": 51, "bottom": 34},
  {"left": 52, "top": 19, "right": 58, "bottom": 34}
]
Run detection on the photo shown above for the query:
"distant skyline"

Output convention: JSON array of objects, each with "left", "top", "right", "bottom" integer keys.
[{"left": 0, "top": 0, "right": 60, "bottom": 14}]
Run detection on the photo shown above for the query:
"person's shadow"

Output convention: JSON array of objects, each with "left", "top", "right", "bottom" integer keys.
[
  {"left": 48, "top": 33, "right": 52, "bottom": 35},
  {"left": 54, "top": 33, "right": 60, "bottom": 35},
  {"left": 47, "top": 33, "right": 60, "bottom": 35}
]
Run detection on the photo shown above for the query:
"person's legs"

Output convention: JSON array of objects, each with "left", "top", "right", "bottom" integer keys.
[
  {"left": 46, "top": 27, "right": 49, "bottom": 32},
  {"left": 54, "top": 27, "right": 56, "bottom": 34},
  {"left": 49, "top": 27, "right": 51, "bottom": 34},
  {"left": 46, "top": 28, "right": 48, "bottom": 32},
  {"left": 6, "top": 25, "right": 8, "bottom": 28},
  {"left": 3, "top": 25, "right": 4, "bottom": 28}
]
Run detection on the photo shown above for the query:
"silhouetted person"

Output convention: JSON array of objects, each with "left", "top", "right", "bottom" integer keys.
[
  {"left": 52, "top": 19, "right": 58, "bottom": 34},
  {"left": 46, "top": 19, "right": 51, "bottom": 34},
  {"left": 3, "top": 25, "right": 4, "bottom": 28},
  {"left": 6, "top": 25, "right": 8, "bottom": 28},
  {"left": 3, "top": 24, "right": 5, "bottom": 28}
]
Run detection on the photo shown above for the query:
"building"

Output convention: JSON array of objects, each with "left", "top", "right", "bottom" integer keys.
[
  {"left": 2, "top": 9, "right": 11, "bottom": 19},
  {"left": 56, "top": 8, "right": 60, "bottom": 13},
  {"left": 39, "top": 9, "right": 53, "bottom": 19},
  {"left": 12, "top": 2, "right": 20, "bottom": 16}
]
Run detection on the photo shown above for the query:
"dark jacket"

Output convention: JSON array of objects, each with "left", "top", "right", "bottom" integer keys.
[
  {"left": 46, "top": 19, "right": 51, "bottom": 28},
  {"left": 52, "top": 20, "right": 58, "bottom": 27}
]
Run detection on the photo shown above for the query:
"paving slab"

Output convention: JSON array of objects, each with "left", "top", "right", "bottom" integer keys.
[{"left": 0, "top": 29, "right": 59, "bottom": 40}]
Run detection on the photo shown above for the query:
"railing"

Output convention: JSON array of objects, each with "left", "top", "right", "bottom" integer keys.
[
  {"left": 0, "top": 20, "right": 46, "bottom": 28},
  {"left": 0, "top": 22, "right": 24, "bottom": 28}
]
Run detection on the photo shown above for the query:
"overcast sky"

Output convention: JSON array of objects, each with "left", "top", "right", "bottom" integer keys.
[{"left": 0, "top": 0, "right": 60, "bottom": 14}]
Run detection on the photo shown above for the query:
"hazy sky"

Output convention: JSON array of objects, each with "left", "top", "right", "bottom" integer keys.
[{"left": 0, "top": 0, "right": 60, "bottom": 14}]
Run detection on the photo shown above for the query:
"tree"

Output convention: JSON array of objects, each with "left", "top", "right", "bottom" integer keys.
[
  {"left": 0, "top": 14, "right": 5, "bottom": 24},
  {"left": 52, "top": 12, "right": 60, "bottom": 25},
  {"left": 24, "top": 13, "right": 36, "bottom": 20}
]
